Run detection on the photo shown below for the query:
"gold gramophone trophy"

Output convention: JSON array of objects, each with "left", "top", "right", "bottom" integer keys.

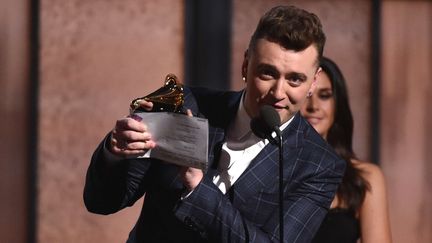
[
  {"left": 130, "top": 74, "right": 185, "bottom": 114},
  {"left": 128, "top": 74, "right": 208, "bottom": 170}
]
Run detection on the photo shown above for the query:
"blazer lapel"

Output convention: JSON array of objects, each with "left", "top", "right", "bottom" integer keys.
[
  {"left": 203, "top": 90, "right": 243, "bottom": 178},
  {"left": 227, "top": 113, "right": 306, "bottom": 207},
  {"left": 205, "top": 126, "right": 225, "bottom": 177}
]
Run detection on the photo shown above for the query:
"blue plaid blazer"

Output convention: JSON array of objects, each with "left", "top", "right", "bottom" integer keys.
[{"left": 84, "top": 87, "right": 345, "bottom": 243}]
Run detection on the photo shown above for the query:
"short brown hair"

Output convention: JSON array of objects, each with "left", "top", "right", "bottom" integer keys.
[{"left": 248, "top": 5, "right": 326, "bottom": 64}]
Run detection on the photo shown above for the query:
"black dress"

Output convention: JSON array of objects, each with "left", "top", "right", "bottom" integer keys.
[{"left": 312, "top": 208, "right": 360, "bottom": 243}]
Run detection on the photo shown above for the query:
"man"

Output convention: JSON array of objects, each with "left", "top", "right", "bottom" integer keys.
[{"left": 84, "top": 5, "right": 345, "bottom": 242}]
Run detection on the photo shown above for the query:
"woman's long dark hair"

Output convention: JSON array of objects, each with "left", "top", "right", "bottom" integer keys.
[{"left": 321, "top": 57, "right": 370, "bottom": 213}]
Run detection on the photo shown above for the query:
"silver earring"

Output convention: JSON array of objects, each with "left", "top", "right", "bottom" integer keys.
[{"left": 242, "top": 76, "right": 246, "bottom": 82}]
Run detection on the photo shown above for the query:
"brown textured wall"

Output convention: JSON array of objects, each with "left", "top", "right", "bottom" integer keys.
[
  {"left": 0, "top": 0, "right": 30, "bottom": 242},
  {"left": 231, "top": 0, "right": 372, "bottom": 160},
  {"left": 380, "top": 1, "right": 432, "bottom": 242},
  {"left": 39, "top": 1, "right": 183, "bottom": 242}
]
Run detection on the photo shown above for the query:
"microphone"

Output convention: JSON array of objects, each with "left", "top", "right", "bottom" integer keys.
[
  {"left": 250, "top": 105, "right": 281, "bottom": 144},
  {"left": 250, "top": 105, "right": 285, "bottom": 242}
]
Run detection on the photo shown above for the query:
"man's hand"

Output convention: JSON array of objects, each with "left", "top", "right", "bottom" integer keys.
[
  {"left": 180, "top": 167, "right": 204, "bottom": 191},
  {"left": 110, "top": 100, "right": 156, "bottom": 156}
]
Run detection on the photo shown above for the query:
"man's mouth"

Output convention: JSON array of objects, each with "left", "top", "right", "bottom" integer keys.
[{"left": 272, "top": 103, "right": 289, "bottom": 110}]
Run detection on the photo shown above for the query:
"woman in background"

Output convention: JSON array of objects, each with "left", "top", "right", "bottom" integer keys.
[{"left": 301, "top": 57, "right": 392, "bottom": 243}]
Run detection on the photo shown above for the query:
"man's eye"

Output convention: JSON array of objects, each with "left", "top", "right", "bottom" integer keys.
[
  {"left": 288, "top": 78, "right": 303, "bottom": 86},
  {"left": 259, "top": 71, "right": 276, "bottom": 80},
  {"left": 286, "top": 73, "right": 307, "bottom": 86},
  {"left": 260, "top": 74, "right": 273, "bottom": 80}
]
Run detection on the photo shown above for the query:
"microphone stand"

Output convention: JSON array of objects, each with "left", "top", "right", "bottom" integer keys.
[
  {"left": 274, "top": 129, "right": 284, "bottom": 243},
  {"left": 250, "top": 105, "right": 284, "bottom": 242}
]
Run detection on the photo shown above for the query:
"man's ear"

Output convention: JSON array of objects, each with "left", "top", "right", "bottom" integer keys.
[
  {"left": 241, "top": 50, "right": 249, "bottom": 78},
  {"left": 310, "top": 67, "right": 322, "bottom": 94},
  {"left": 314, "top": 67, "right": 322, "bottom": 81}
]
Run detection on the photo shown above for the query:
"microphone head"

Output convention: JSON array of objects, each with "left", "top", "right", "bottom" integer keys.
[
  {"left": 250, "top": 105, "right": 281, "bottom": 140},
  {"left": 250, "top": 116, "right": 268, "bottom": 139},
  {"left": 260, "top": 105, "right": 281, "bottom": 129}
]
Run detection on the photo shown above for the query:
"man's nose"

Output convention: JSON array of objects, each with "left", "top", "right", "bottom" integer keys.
[{"left": 271, "top": 80, "right": 285, "bottom": 99}]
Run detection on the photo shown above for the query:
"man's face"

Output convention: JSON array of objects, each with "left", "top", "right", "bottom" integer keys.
[{"left": 243, "top": 39, "right": 320, "bottom": 124}]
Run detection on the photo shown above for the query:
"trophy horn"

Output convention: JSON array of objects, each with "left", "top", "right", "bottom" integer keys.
[{"left": 130, "top": 74, "right": 185, "bottom": 114}]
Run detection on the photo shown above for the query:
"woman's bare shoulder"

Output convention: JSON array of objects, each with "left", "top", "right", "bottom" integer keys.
[
  {"left": 351, "top": 160, "right": 386, "bottom": 192},
  {"left": 352, "top": 161, "right": 392, "bottom": 242}
]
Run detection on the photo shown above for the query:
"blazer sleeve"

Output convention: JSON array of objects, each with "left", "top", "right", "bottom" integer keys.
[
  {"left": 174, "top": 144, "right": 345, "bottom": 242},
  {"left": 83, "top": 134, "right": 152, "bottom": 215}
]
